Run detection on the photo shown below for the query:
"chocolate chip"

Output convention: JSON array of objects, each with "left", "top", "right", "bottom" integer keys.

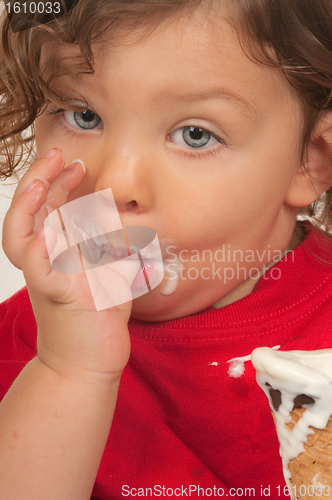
[
  {"left": 269, "top": 388, "right": 282, "bottom": 411},
  {"left": 293, "top": 394, "right": 315, "bottom": 409}
]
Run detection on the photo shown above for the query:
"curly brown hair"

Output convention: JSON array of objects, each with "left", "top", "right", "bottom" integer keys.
[{"left": 1, "top": 0, "right": 332, "bottom": 238}]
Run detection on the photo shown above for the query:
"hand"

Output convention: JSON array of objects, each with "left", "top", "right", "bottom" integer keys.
[
  {"left": 3, "top": 149, "right": 84, "bottom": 270},
  {"left": 2, "top": 149, "right": 134, "bottom": 384}
]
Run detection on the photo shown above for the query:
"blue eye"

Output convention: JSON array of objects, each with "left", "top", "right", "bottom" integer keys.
[
  {"left": 171, "top": 126, "right": 220, "bottom": 149},
  {"left": 64, "top": 109, "right": 102, "bottom": 130}
]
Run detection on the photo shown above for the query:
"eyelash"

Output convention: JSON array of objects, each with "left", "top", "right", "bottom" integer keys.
[
  {"left": 46, "top": 107, "right": 228, "bottom": 159},
  {"left": 46, "top": 108, "right": 99, "bottom": 139},
  {"left": 171, "top": 132, "right": 226, "bottom": 160},
  {"left": 181, "top": 147, "right": 225, "bottom": 160}
]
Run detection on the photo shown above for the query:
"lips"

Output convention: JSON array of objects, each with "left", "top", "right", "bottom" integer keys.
[
  {"left": 99, "top": 242, "right": 130, "bottom": 260},
  {"left": 69, "top": 214, "right": 164, "bottom": 294},
  {"left": 70, "top": 215, "right": 128, "bottom": 262}
]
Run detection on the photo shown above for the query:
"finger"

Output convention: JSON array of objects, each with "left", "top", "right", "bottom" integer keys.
[
  {"left": 22, "top": 225, "right": 70, "bottom": 301},
  {"left": 2, "top": 179, "right": 48, "bottom": 269},
  {"left": 86, "top": 257, "right": 141, "bottom": 311},
  {"left": 12, "top": 148, "right": 65, "bottom": 201},
  {"left": 3, "top": 148, "right": 65, "bottom": 268},
  {"left": 23, "top": 226, "right": 103, "bottom": 312},
  {"left": 44, "top": 160, "right": 86, "bottom": 210},
  {"left": 4, "top": 159, "right": 85, "bottom": 268},
  {"left": 47, "top": 227, "right": 85, "bottom": 274},
  {"left": 33, "top": 160, "right": 86, "bottom": 234}
]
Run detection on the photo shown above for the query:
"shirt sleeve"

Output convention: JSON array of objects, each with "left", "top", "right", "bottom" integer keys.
[{"left": 0, "top": 287, "right": 37, "bottom": 400}]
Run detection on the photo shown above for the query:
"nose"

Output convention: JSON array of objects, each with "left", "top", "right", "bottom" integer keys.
[{"left": 93, "top": 140, "right": 155, "bottom": 216}]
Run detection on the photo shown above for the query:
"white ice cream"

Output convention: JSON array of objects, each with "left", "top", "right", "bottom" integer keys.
[
  {"left": 159, "top": 257, "right": 181, "bottom": 296},
  {"left": 251, "top": 347, "right": 332, "bottom": 493}
]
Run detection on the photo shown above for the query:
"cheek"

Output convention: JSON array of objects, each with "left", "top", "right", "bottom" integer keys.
[
  {"left": 231, "top": 131, "right": 300, "bottom": 211},
  {"left": 189, "top": 152, "right": 298, "bottom": 243}
]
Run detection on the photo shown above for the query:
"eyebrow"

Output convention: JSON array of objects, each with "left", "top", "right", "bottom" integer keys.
[{"left": 155, "top": 87, "right": 259, "bottom": 118}]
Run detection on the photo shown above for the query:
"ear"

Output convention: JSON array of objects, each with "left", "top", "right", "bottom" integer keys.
[{"left": 285, "top": 112, "right": 332, "bottom": 207}]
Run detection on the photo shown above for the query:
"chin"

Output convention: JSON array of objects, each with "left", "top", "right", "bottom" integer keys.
[
  {"left": 130, "top": 283, "right": 210, "bottom": 322},
  {"left": 130, "top": 287, "right": 178, "bottom": 322}
]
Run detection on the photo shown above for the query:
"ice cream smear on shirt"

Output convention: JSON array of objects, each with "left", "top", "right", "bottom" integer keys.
[
  {"left": 226, "top": 345, "right": 280, "bottom": 378},
  {"left": 251, "top": 347, "right": 332, "bottom": 490}
]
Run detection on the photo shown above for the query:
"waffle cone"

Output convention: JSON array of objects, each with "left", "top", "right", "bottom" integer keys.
[{"left": 286, "top": 407, "right": 332, "bottom": 498}]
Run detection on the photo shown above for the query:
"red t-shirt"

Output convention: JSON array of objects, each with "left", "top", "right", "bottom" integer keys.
[{"left": 1, "top": 222, "right": 332, "bottom": 499}]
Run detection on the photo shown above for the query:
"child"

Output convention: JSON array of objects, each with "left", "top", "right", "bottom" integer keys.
[{"left": 0, "top": 0, "right": 332, "bottom": 498}]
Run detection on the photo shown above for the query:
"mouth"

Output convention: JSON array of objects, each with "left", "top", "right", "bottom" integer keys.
[
  {"left": 70, "top": 214, "right": 167, "bottom": 261},
  {"left": 70, "top": 215, "right": 130, "bottom": 261},
  {"left": 99, "top": 242, "right": 133, "bottom": 260},
  {"left": 68, "top": 215, "right": 166, "bottom": 293}
]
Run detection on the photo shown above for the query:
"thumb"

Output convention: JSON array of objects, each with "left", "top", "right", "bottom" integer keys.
[{"left": 85, "top": 255, "right": 141, "bottom": 311}]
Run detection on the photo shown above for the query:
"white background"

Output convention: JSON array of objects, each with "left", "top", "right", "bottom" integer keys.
[
  {"left": 0, "top": 181, "right": 25, "bottom": 302},
  {"left": 0, "top": 3, "right": 26, "bottom": 302}
]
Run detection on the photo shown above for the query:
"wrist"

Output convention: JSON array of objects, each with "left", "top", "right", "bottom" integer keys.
[{"left": 35, "top": 353, "right": 123, "bottom": 389}]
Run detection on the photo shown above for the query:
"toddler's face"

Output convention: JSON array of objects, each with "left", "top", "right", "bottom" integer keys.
[{"left": 35, "top": 8, "right": 303, "bottom": 321}]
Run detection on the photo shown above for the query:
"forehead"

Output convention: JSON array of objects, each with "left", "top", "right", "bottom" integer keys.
[{"left": 44, "top": 3, "right": 299, "bottom": 120}]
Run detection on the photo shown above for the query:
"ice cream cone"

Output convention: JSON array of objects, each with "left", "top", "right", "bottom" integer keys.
[
  {"left": 251, "top": 347, "right": 332, "bottom": 500},
  {"left": 286, "top": 408, "right": 332, "bottom": 498}
]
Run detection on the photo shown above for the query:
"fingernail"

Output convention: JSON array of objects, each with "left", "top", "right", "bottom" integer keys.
[
  {"left": 43, "top": 148, "right": 57, "bottom": 159},
  {"left": 67, "top": 159, "right": 86, "bottom": 174},
  {"left": 23, "top": 178, "right": 39, "bottom": 193}
]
